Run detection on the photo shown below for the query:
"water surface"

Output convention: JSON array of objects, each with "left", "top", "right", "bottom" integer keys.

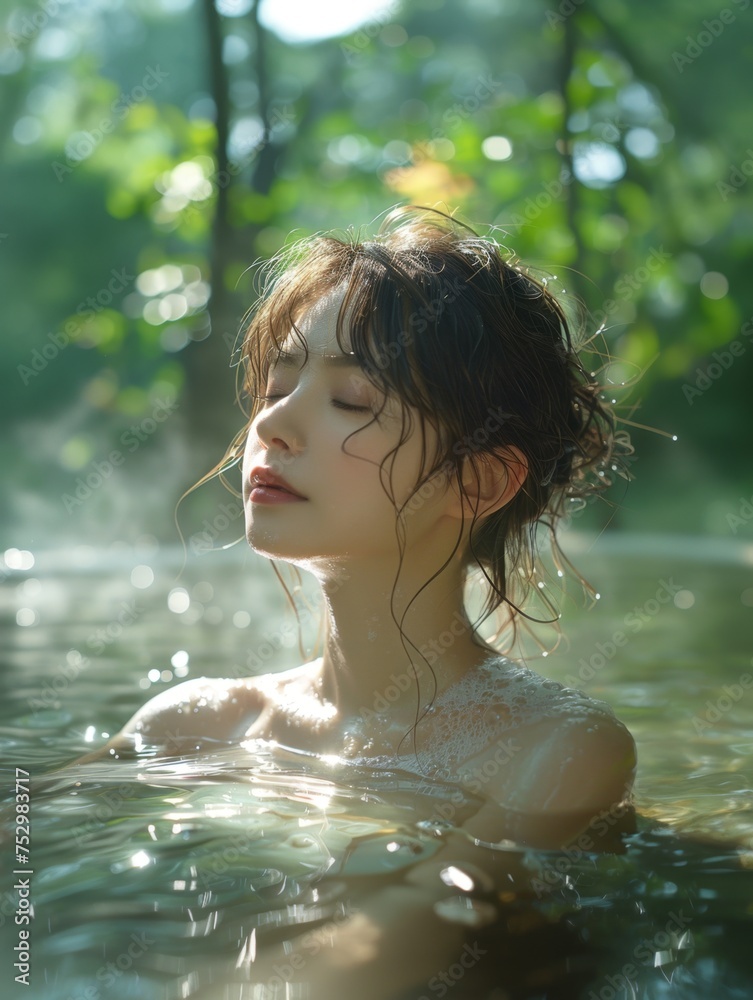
[{"left": 1, "top": 532, "right": 751, "bottom": 999}]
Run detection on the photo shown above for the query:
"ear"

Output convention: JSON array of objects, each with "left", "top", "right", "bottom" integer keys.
[{"left": 445, "top": 445, "right": 528, "bottom": 521}]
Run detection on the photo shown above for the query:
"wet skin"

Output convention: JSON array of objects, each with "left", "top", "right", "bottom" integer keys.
[{"left": 69, "top": 288, "right": 637, "bottom": 999}]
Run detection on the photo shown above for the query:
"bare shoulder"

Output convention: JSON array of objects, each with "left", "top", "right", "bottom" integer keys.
[
  {"left": 455, "top": 715, "right": 636, "bottom": 851},
  {"left": 486, "top": 662, "right": 634, "bottom": 795},
  {"left": 73, "top": 674, "right": 272, "bottom": 763},
  {"left": 446, "top": 663, "right": 637, "bottom": 849},
  {"left": 514, "top": 709, "right": 637, "bottom": 810},
  {"left": 404, "top": 681, "right": 638, "bottom": 892},
  {"left": 72, "top": 660, "right": 325, "bottom": 765},
  {"left": 127, "top": 674, "right": 270, "bottom": 739}
]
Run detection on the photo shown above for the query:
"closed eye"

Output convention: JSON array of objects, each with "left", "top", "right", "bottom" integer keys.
[{"left": 258, "top": 394, "right": 371, "bottom": 413}]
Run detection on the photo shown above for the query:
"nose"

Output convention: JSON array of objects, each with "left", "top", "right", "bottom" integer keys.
[{"left": 253, "top": 392, "right": 305, "bottom": 457}]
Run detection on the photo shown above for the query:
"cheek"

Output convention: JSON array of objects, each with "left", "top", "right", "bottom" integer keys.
[
  {"left": 241, "top": 426, "right": 259, "bottom": 473},
  {"left": 389, "top": 437, "right": 431, "bottom": 501}
]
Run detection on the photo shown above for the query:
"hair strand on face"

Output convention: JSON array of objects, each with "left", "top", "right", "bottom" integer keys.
[{"left": 184, "top": 204, "right": 640, "bottom": 772}]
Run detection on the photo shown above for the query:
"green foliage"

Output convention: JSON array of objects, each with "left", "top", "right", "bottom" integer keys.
[{"left": 1, "top": 0, "right": 750, "bottom": 543}]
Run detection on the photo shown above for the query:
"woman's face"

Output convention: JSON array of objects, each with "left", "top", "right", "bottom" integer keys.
[{"left": 241, "top": 289, "right": 453, "bottom": 574}]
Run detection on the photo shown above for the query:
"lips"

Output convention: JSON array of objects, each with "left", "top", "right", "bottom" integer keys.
[{"left": 249, "top": 465, "right": 307, "bottom": 499}]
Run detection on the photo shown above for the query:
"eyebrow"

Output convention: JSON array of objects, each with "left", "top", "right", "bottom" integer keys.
[{"left": 268, "top": 347, "right": 362, "bottom": 370}]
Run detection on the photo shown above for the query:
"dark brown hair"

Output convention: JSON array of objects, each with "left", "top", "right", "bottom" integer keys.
[{"left": 187, "top": 204, "right": 636, "bottom": 760}]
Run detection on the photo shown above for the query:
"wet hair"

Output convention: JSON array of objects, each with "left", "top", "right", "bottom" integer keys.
[{"left": 186, "top": 204, "right": 635, "bottom": 764}]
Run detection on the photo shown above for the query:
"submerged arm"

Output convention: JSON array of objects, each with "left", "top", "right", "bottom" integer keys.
[{"left": 241, "top": 717, "right": 637, "bottom": 999}]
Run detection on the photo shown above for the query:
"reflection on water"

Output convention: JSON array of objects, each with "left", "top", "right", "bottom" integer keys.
[{"left": 1, "top": 533, "right": 752, "bottom": 999}]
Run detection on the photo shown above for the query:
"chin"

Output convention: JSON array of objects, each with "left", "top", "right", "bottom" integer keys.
[
  {"left": 245, "top": 527, "right": 282, "bottom": 557},
  {"left": 245, "top": 526, "right": 311, "bottom": 563}
]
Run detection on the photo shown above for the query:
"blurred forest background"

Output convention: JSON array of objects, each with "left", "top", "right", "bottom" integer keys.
[{"left": 2, "top": 0, "right": 752, "bottom": 556}]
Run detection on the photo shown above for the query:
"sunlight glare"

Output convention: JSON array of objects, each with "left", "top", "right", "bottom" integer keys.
[{"left": 258, "top": 0, "right": 395, "bottom": 44}]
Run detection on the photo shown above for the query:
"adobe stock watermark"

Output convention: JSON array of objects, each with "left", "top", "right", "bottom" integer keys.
[
  {"left": 29, "top": 601, "right": 142, "bottom": 713},
  {"left": 682, "top": 315, "right": 753, "bottom": 404},
  {"left": 503, "top": 168, "right": 573, "bottom": 230},
  {"left": 52, "top": 66, "right": 169, "bottom": 182},
  {"left": 394, "top": 405, "right": 515, "bottom": 522},
  {"left": 69, "top": 783, "right": 138, "bottom": 845},
  {"left": 63, "top": 931, "right": 155, "bottom": 999},
  {"left": 558, "top": 451, "right": 639, "bottom": 534},
  {"left": 193, "top": 823, "right": 274, "bottom": 890},
  {"left": 351, "top": 275, "right": 467, "bottom": 376},
  {"left": 418, "top": 611, "right": 473, "bottom": 671},
  {"left": 562, "top": 578, "right": 685, "bottom": 689},
  {"left": 212, "top": 107, "right": 295, "bottom": 188},
  {"left": 340, "top": 1, "right": 399, "bottom": 64},
  {"left": 428, "top": 73, "right": 505, "bottom": 143},
  {"left": 263, "top": 903, "right": 363, "bottom": 991},
  {"left": 17, "top": 268, "right": 134, "bottom": 384},
  {"left": 0, "top": 885, "right": 25, "bottom": 931},
  {"left": 691, "top": 671, "right": 753, "bottom": 735},
  {"left": 6, "top": 0, "right": 72, "bottom": 50},
  {"left": 416, "top": 940, "right": 488, "bottom": 999},
  {"left": 409, "top": 738, "right": 522, "bottom": 842},
  {"left": 242, "top": 564, "right": 351, "bottom": 675},
  {"left": 381, "top": 76, "right": 505, "bottom": 184},
  {"left": 359, "top": 658, "right": 430, "bottom": 724},
  {"left": 181, "top": 106, "right": 295, "bottom": 226},
  {"left": 584, "top": 909, "right": 693, "bottom": 1000},
  {"left": 189, "top": 804, "right": 348, "bottom": 893},
  {"left": 592, "top": 246, "right": 672, "bottom": 330},
  {"left": 258, "top": 273, "right": 463, "bottom": 412},
  {"left": 356, "top": 623, "right": 475, "bottom": 727},
  {"left": 545, "top": 0, "right": 586, "bottom": 29},
  {"left": 726, "top": 493, "right": 753, "bottom": 534},
  {"left": 531, "top": 799, "right": 634, "bottom": 898},
  {"left": 330, "top": 276, "right": 471, "bottom": 409},
  {"left": 718, "top": 148, "right": 753, "bottom": 200},
  {"left": 189, "top": 501, "right": 243, "bottom": 554},
  {"left": 595, "top": 115, "right": 629, "bottom": 144},
  {"left": 427, "top": 737, "right": 522, "bottom": 826},
  {"left": 62, "top": 398, "right": 178, "bottom": 513},
  {"left": 672, "top": 0, "right": 749, "bottom": 73}
]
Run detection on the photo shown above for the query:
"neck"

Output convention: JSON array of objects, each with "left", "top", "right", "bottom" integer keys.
[{"left": 305, "top": 552, "right": 498, "bottom": 724}]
